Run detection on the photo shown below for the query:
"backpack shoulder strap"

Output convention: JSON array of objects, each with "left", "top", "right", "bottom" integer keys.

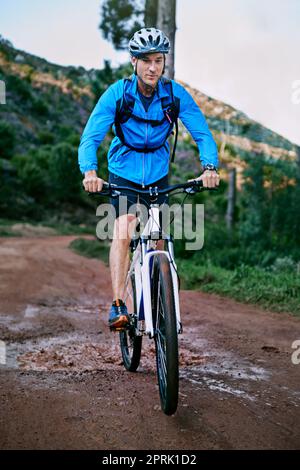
[
  {"left": 161, "top": 78, "right": 180, "bottom": 122},
  {"left": 160, "top": 78, "right": 180, "bottom": 163},
  {"left": 115, "top": 76, "right": 135, "bottom": 124}
]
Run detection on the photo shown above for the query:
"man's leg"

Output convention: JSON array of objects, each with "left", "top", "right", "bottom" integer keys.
[
  {"left": 108, "top": 214, "right": 138, "bottom": 329},
  {"left": 109, "top": 213, "right": 137, "bottom": 300}
]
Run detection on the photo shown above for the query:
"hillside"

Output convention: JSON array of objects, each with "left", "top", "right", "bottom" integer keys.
[
  {"left": 0, "top": 36, "right": 94, "bottom": 154},
  {"left": 1, "top": 36, "right": 300, "bottom": 314},
  {"left": 0, "top": 35, "right": 298, "bottom": 165}
]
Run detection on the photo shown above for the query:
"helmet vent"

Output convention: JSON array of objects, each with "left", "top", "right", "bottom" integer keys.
[{"left": 128, "top": 28, "right": 170, "bottom": 57}]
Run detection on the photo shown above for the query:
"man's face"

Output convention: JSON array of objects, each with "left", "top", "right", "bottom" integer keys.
[{"left": 131, "top": 53, "right": 164, "bottom": 87}]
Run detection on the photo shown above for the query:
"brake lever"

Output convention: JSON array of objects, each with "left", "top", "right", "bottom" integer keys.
[
  {"left": 84, "top": 181, "right": 112, "bottom": 197},
  {"left": 184, "top": 182, "right": 218, "bottom": 194}
]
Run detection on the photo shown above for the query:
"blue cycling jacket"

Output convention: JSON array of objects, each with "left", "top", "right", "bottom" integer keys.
[{"left": 78, "top": 74, "right": 218, "bottom": 186}]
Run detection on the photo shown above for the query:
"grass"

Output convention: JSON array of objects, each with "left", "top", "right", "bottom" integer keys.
[
  {"left": 4, "top": 219, "right": 294, "bottom": 317},
  {"left": 0, "top": 218, "right": 22, "bottom": 236},
  {"left": 177, "top": 259, "right": 300, "bottom": 316},
  {"left": 69, "top": 237, "right": 300, "bottom": 316},
  {"left": 44, "top": 222, "right": 95, "bottom": 236},
  {"left": 0, "top": 218, "right": 95, "bottom": 237},
  {"left": 69, "top": 237, "right": 110, "bottom": 266},
  {"left": 0, "top": 227, "right": 21, "bottom": 237}
]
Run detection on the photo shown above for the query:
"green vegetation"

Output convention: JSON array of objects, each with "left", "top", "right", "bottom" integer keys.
[
  {"left": 177, "top": 259, "right": 300, "bottom": 316},
  {"left": 0, "top": 121, "right": 16, "bottom": 159},
  {"left": 68, "top": 235, "right": 300, "bottom": 315},
  {"left": 69, "top": 237, "right": 110, "bottom": 265},
  {"left": 1, "top": 36, "right": 299, "bottom": 315},
  {"left": 0, "top": 218, "right": 94, "bottom": 237}
]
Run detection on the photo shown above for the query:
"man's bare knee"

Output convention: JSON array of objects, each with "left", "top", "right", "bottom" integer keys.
[{"left": 113, "top": 213, "right": 137, "bottom": 241}]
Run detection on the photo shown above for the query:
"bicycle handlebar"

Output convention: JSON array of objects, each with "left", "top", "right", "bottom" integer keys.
[{"left": 88, "top": 180, "right": 218, "bottom": 198}]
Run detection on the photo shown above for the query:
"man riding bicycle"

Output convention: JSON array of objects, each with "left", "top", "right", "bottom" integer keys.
[{"left": 78, "top": 28, "right": 220, "bottom": 331}]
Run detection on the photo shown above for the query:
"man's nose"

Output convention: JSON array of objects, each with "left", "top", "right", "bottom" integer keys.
[{"left": 149, "top": 62, "right": 156, "bottom": 71}]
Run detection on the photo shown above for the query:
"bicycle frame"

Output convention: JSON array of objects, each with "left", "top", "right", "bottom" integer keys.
[
  {"left": 90, "top": 178, "right": 216, "bottom": 415},
  {"left": 92, "top": 180, "right": 212, "bottom": 337},
  {"left": 127, "top": 204, "right": 181, "bottom": 338}
]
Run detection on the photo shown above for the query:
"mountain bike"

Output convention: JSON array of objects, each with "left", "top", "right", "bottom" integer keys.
[{"left": 94, "top": 180, "right": 215, "bottom": 415}]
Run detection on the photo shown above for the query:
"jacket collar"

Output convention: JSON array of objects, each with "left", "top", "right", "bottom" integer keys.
[{"left": 127, "top": 74, "right": 169, "bottom": 100}]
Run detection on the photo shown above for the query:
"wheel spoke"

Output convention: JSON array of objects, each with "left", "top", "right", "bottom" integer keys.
[
  {"left": 119, "top": 273, "right": 142, "bottom": 372},
  {"left": 157, "top": 345, "right": 167, "bottom": 393}
]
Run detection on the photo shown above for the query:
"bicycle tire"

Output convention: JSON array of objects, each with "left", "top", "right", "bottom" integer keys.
[
  {"left": 119, "top": 273, "right": 142, "bottom": 372},
  {"left": 152, "top": 254, "right": 179, "bottom": 415}
]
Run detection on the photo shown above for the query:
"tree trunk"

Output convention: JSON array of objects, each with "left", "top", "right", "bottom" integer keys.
[
  {"left": 226, "top": 168, "right": 236, "bottom": 231},
  {"left": 144, "top": 0, "right": 158, "bottom": 27},
  {"left": 157, "top": 0, "right": 176, "bottom": 79}
]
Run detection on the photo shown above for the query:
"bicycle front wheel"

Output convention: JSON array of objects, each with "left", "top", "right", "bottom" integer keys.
[
  {"left": 120, "top": 273, "right": 142, "bottom": 372},
  {"left": 152, "top": 254, "right": 179, "bottom": 415}
]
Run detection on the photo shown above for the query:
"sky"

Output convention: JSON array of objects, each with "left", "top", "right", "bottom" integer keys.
[{"left": 1, "top": 0, "right": 299, "bottom": 146}]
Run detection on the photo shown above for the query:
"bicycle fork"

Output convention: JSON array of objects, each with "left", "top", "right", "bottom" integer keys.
[{"left": 140, "top": 249, "right": 181, "bottom": 338}]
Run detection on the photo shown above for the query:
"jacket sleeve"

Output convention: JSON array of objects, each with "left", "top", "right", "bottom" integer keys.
[
  {"left": 78, "top": 82, "right": 120, "bottom": 174},
  {"left": 174, "top": 82, "right": 219, "bottom": 168}
]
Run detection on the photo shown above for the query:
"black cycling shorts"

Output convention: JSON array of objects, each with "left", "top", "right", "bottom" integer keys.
[{"left": 109, "top": 172, "right": 169, "bottom": 219}]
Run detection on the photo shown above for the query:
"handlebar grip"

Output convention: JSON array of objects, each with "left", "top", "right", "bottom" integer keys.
[{"left": 190, "top": 179, "right": 203, "bottom": 187}]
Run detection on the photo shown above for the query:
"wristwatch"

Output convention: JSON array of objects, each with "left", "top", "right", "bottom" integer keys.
[{"left": 202, "top": 163, "right": 218, "bottom": 172}]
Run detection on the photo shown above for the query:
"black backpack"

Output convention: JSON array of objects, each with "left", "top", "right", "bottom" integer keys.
[{"left": 114, "top": 76, "right": 180, "bottom": 162}]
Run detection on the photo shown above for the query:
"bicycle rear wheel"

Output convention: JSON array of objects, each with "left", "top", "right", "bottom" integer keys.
[
  {"left": 120, "top": 273, "right": 142, "bottom": 372},
  {"left": 152, "top": 254, "right": 179, "bottom": 415}
]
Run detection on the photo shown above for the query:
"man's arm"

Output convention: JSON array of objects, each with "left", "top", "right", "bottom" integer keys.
[
  {"left": 78, "top": 82, "right": 120, "bottom": 192},
  {"left": 174, "top": 82, "right": 220, "bottom": 188}
]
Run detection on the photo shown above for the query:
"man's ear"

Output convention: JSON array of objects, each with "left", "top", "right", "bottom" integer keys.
[{"left": 130, "top": 56, "right": 138, "bottom": 75}]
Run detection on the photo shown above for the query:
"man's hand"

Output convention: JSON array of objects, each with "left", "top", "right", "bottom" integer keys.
[
  {"left": 83, "top": 170, "right": 106, "bottom": 192},
  {"left": 188, "top": 170, "right": 220, "bottom": 189}
]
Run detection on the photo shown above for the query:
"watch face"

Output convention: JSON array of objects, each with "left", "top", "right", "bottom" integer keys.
[{"left": 204, "top": 164, "right": 216, "bottom": 170}]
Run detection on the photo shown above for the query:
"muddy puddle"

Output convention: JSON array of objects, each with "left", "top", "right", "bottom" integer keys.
[{"left": 3, "top": 302, "right": 279, "bottom": 408}]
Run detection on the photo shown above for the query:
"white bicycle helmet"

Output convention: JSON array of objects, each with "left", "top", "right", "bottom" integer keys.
[{"left": 128, "top": 28, "right": 170, "bottom": 57}]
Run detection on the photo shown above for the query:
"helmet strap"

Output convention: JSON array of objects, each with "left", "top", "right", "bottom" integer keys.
[
  {"left": 162, "top": 55, "right": 166, "bottom": 75},
  {"left": 134, "top": 58, "right": 156, "bottom": 93}
]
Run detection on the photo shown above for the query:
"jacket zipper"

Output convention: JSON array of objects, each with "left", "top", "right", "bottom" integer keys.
[{"left": 142, "top": 109, "right": 148, "bottom": 188}]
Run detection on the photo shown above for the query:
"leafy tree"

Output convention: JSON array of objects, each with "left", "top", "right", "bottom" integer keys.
[
  {"left": 48, "top": 143, "right": 82, "bottom": 201},
  {"left": 99, "top": 0, "right": 145, "bottom": 50},
  {"left": 6, "top": 74, "right": 32, "bottom": 100},
  {"left": 91, "top": 60, "right": 132, "bottom": 103},
  {"left": 99, "top": 0, "right": 176, "bottom": 77},
  {"left": 99, "top": 0, "right": 161, "bottom": 50},
  {"left": 0, "top": 121, "right": 16, "bottom": 159}
]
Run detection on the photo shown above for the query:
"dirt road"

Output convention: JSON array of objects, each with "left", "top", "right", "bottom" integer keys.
[{"left": 0, "top": 235, "right": 299, "bottom": 450}]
